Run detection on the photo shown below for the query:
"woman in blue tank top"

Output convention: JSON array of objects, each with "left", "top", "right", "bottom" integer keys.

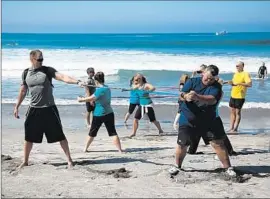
[
  {"left": 129, "top": 73, "right": 163, "bottom": 138},
  {"left": 124, "top": 76, "right": 140, "bottom": 123},
  {"left": 77, "top": 72, "right": 123, "bottom": 153}
]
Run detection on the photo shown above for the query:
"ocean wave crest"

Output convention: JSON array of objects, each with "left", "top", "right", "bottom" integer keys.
[{"left": 2, "top": 48, "right": 270, "bottom": 78}]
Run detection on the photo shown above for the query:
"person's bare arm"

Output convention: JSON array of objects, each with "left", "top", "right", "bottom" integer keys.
[
  {"left": 78, "top": 94, "right": 96, "bottom": 103},
  {"left": 14, "top": 85, "right": 28, "bottom": 118},
  {"left": 191, "top": 71, "right": 197, "bottom": 78},
  {"left": 178, "top": 78, "right": 182, "bottom": 90},
  {"left": 222, "top": 80, "right": 229, "bottom": 85},
  {"left": 144, "top": 83, "right": 156, "bottom": 92},
  {"left": 179, "top": 92, "right": 188, "bottom": 101},
  {"left": 85, "top": 87, "right": 90, "bottom": 97},
  {"left": 193, "top": 93, "right": 217, "bottom": 105},
  {"left": 237, "top": 82, "right": 252, "bottom": 87},
  {"left": 55, "top": 72, "right": 81, "bottom": 85},
  {"left": 181, "top": 91, "right": 217, "bottom": 105}
]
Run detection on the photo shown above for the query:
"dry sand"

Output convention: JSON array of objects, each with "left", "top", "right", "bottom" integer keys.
[{"left": 2, "top": 127, "right": 270, "bottom": 198}]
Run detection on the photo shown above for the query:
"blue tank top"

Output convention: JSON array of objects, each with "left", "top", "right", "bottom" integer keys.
[
  {"left": 130, "top": 89, "right": 139, "bottom": 104},
  {"left": 136, "top": 85, "right": 153, "bottom": 105}
]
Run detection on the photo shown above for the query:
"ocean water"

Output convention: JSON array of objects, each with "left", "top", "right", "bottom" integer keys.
[{"left": 2, "top": 33, "right": 270, "bottom": 108}]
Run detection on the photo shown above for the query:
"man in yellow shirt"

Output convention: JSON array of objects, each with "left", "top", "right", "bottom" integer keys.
[{"left": 228, "top": 61, "right": 252, "bottom": 133}]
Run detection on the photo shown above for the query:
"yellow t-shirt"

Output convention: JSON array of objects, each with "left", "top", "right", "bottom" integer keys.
[{"left": 231, "top": 71, "right": 251, "bottom": 99}]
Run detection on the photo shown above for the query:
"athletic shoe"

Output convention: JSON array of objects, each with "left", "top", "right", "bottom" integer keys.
[
  {"left": 225, "top": 167, "right": 237, "bottom": 177},
  {"left": 168, "top": 166, "right": 180, "bottom": 175}
]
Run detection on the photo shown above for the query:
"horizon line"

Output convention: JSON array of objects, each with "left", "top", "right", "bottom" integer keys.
[{"left": 2, "top": 31, "right": 270, "bottom": 34}]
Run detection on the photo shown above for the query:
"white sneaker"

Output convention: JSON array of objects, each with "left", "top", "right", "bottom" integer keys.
[
  {"left": 226, "top": 167, "right": 237, "bottom": 177},
  {"left": 168, "top": 166, "right": 180, "bottom": 175}
]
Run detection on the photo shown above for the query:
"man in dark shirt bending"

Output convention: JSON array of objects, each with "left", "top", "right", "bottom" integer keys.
[{"left": 169, "top": 65, "right": 236, "bottom": 177}]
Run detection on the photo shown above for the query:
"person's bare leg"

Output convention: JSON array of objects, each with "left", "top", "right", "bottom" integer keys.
[
  {"left": 233, "top": 108, "right": 242, "bottom": 132},
  {"left": 59, "top": 139, "right": 73, "bottom": 168},
  {"left": 19, "top": 141, "right": 33, "bottom": 169},
  {"left": 152, "top": 120, "right": 164, "bottom": 134},
  {"left": 173, "top": 113, "right": 180, "bottom": 131},
  {"left": 210, "top": 139, "right": 231, "bottom": 168},
  {"left": 90, "top": 112, "right": 93, "bottom": 126},
  {"left": 84, "top": 136, "right": 95, "bottom": 152},
  {"left": 124, "top": 112, "right": 131, "bottom": 123},
  {"left": 175, "top": 144, "right": 188, "bottom": 168},
  {"left": 86, "top": 112, "right": 90, "bottom": 128},
  {"left": 129, "top": 119, "right": 139, "bottom": 138},
  {"left": 112, "top": 135, "right": 123, "bottom": 152},
  {"left": 228, "top": 108, "right": 236, "bottom": 132}
]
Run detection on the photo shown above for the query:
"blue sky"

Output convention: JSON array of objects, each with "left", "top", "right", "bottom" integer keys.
[{"left": 2, "top": 1, "right": 270, "bottom": 33}]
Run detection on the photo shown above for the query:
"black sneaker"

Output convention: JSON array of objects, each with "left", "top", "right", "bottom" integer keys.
[{"left": 229, "top": 151, "right": 238, "bottom": 156}]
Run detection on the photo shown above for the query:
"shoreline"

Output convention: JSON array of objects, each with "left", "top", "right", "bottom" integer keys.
[{"left": 3, "top": 104, "right": 270, "bottom": 135}]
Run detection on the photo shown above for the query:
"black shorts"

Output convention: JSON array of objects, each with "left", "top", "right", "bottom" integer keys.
[
  {"left": 229, "top": 98, "right": 245, "bottom": 109},
  {"left": 128, "top": 103, "right": 139, "bottom": 114},
  {"left": 86, "top": 102, "right": 95, "bottom": 112},
  {"left": 24, "top": 106, "right": 66, "bottom": 143},
  {"left": 89, "top": 112, "right": 117, "bottom": 137},
  {"left": 259, "top": 74, "right": 265, "bottom": 79},
  {"left": 134, "top": 106, "right": 156, "bottom": 122},
  {"left": 177, "top": 117, "right": 226, "bottom": 146}
]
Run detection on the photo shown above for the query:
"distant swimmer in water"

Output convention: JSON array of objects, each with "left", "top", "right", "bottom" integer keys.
[{"left": 258, "top": 62, "right": 267, "bottom": 79}]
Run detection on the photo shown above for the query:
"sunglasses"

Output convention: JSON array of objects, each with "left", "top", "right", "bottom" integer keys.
[
  {"left": 134, "top": 78, "right": 141, "bottom": 81},
  {"left": 35, "top": 58, "right": 44, "bottom": 62}
]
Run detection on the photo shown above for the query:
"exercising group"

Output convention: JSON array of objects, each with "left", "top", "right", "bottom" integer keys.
[{"left": 14, "top": 50, "right": 253, "bottom": 177}]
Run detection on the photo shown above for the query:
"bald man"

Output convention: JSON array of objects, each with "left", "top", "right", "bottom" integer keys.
[{"left": 228, "top": 61, "right": 252, "bottom": 133}]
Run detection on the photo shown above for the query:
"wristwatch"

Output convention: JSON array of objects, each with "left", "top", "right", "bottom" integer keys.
[{"left": 180, "top": 93, "right": 185, "bottom": 99}]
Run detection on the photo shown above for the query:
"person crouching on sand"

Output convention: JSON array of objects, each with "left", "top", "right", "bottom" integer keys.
[
  {"left": 77, "top": 72, "right": 123, "bottom": 153},
  {"left": 129, "top": 73, "right": 164, "bottom": 138}
]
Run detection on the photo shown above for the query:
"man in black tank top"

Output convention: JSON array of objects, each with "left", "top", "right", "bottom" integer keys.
[{"left": 258, "top": 62, "right": 267, "bottom": 79}]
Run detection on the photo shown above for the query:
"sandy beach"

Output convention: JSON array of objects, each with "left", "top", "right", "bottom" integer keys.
[
  {"left": 2, "top": 104, "right": 270, "bottom": 198},
  {"left": 3, "top": 1, "right": 270, "bottom": 197}
]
